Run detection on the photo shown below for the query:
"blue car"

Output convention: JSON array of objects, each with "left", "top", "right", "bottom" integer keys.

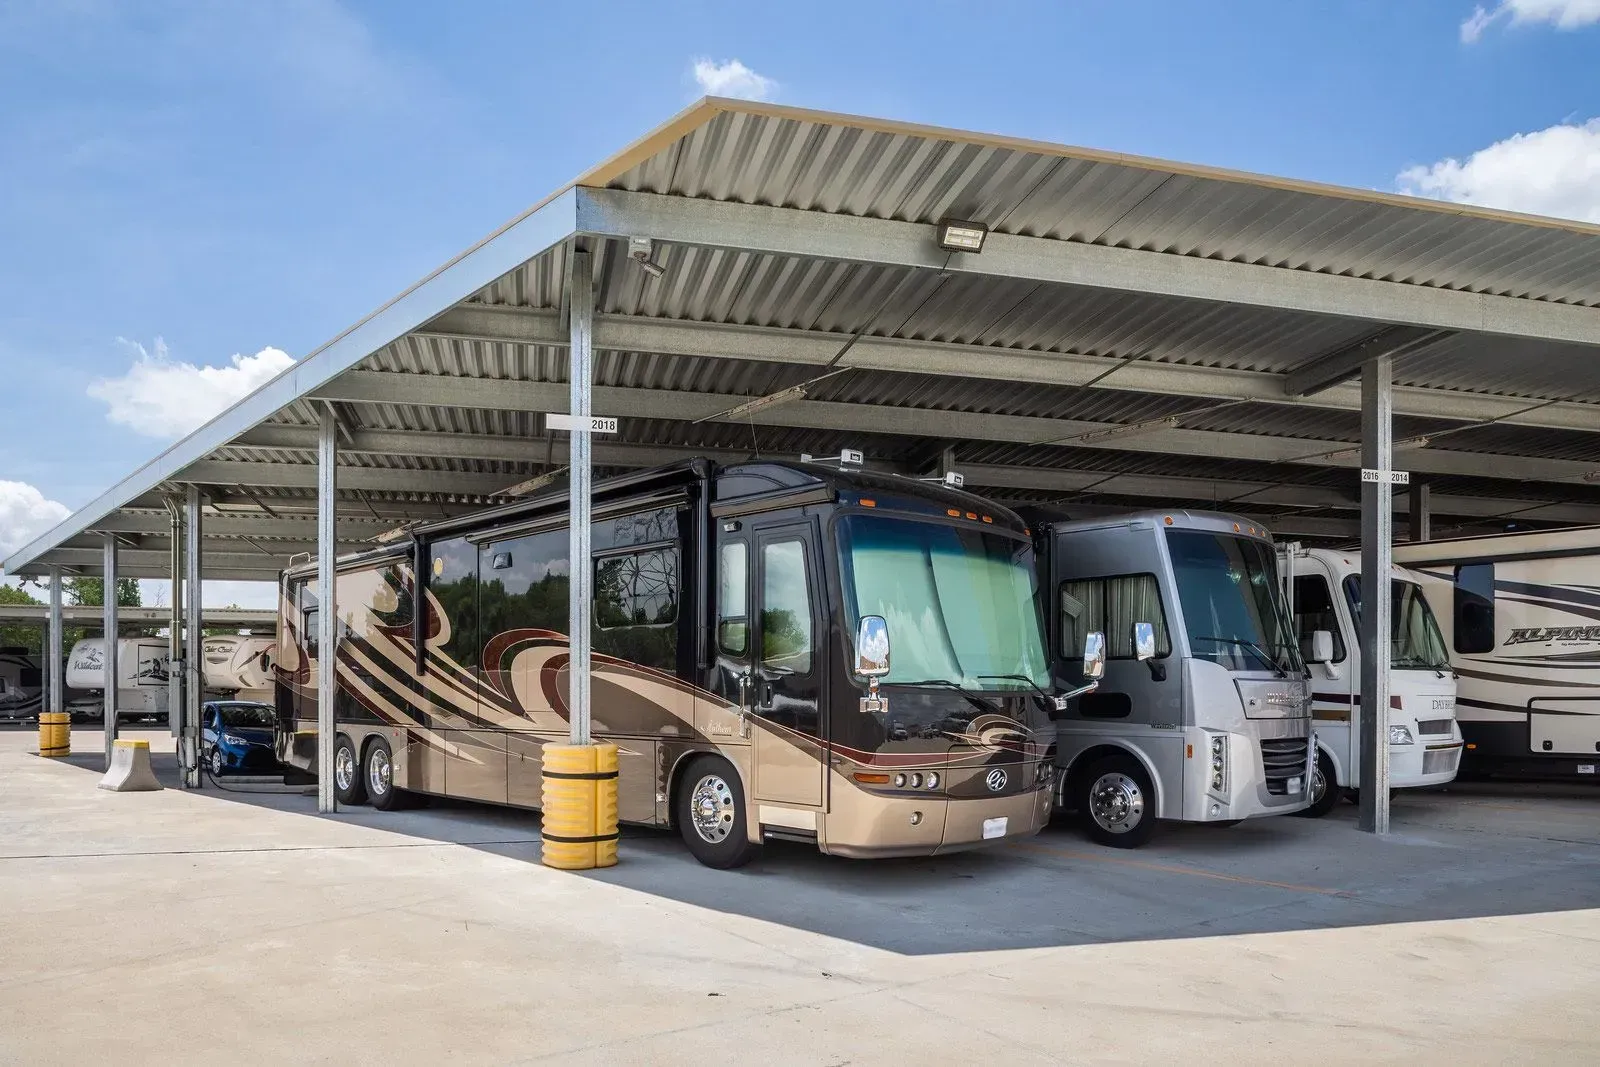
[{"left": 201, "top": 701, "right": 279, "bottom": 776}]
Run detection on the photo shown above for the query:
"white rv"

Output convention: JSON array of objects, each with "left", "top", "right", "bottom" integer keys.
[
  {"left": 1395, "top": 527, "right": 1600, "bottom": 780},
  {"left": 64, "top": 637, "right": 172, "bottom": 722},
  {"left": 0, "top": 647, "right": 43, "bottom": 720},
  {"left": 1280, "top": 545, "right": 1462, "bottom": 815},
  {"left": 201, "top": 635, "right": 276, "bottom": 703},
  {"left": 1034, "top": 511, "right": 1314, "bottom": 847}
]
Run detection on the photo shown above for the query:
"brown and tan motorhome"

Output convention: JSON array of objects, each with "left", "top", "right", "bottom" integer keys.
[{"left": 273, "top": 457, "right": 1074, "bottom": 868}]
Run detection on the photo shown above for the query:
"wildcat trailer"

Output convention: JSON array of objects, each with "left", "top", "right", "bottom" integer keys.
[{"left": 272, "top": 457, "right": 1097, "bottom": 869}]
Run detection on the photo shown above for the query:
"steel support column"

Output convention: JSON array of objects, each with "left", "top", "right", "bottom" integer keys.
[
  {"left": 184, "top": 486, "right": 204, "bottom": 788},
  {"left": 1409, "top": 482, "right": 1432, "bottom": 543},
  {"left": 317, "top": 405, "right": 338, "bottom": 812},
  {"left": 102, "top": 535, "right": 119, "bottom": 768},
  {"left": 1358, "top": 356, "right": 1394, "bottom": 834},
  {"left": 167, "top": 498, "right": 185, "bottom": 759},
  {"left": 568, "top": 248, "right": 594, "bottom": 746},
  {"left": 47, "top": 566, "right": 63, "bottom": 719}
]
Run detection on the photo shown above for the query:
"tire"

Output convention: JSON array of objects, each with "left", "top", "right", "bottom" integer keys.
[
  {"left": 1295, "top": 751, "right": 1343, "bottom": 818},
  {"left": 333, "top": 734, "right": 368, "bottom": 806},
  {"left": 208, "top": 745, "right": 225, "bottom": 777},
  {"left": 675, "top": 756, "right": 757, "bottom": 869},
  {"left": 364, "top": 737, "right": 412, "bottom": 811},
  {"left": 1078, "top": 754, "right": 1157, "bottom": 849}
]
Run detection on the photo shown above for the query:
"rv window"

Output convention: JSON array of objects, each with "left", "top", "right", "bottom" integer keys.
[
  {"left": 717, "top": 543, "right": 748, "bottom": 656},
  {"left": 1454, "top": 564, "right": 1496, "bottom": 654},
  {"left": 430, "top": 537, "right": 481, "bottom": 671},
  {"left": 478, "top": 530, "right": 569, "bottom": 638},
  {"left": 1060, "top": 574, "right": 1171, "bottom": 660},
  {"left": 593, "top": 547, "right": 680, "bottom": 673},
  {"left": 303, "top": 609, "right": 319, "bottom": 657},
  {"left": 761, "top": 540, "right": 814, "bottom": 675},
  {"left": 1292, "top": 576, "right": 1347, "bottom": 664}
]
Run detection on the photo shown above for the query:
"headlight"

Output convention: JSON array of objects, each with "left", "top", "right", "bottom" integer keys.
[
  {"left": 893, "top": 773, "right": 907, "bottom": 788},
  {"left": 222, "top": 733, "right": 249, "bottom": 747},
  {"left": 1389, "top": 725, "right": 1415, "bottom": 746},
  {"left": 1209, "top": 735, "right": 1228, "bottom": 792},
  {"left": 926, "top": 772, "right": 940, "bottom": 789}
]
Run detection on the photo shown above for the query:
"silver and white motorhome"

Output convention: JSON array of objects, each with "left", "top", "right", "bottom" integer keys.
[
  {"left": 1395, "top": 527, "right": 1600, "bottom": 780},
  {"left": 1033, "top": 510, "right": 1314, "bottom": 847},
  {"left": 1280, "top": 545, "right": 1462, "bottom": 815},
  {"left": 0, "top": 647, "right": 43, "bottom": 720},
  {"left": 64, "top": 637, "right": 171, "bottom": 722}
]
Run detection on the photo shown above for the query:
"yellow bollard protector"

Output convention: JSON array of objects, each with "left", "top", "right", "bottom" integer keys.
[
  {"left": 37, "top": 711, "right": 70, "bottom": 758},
  {"left": 540, "top": 742, "right": 619, "bottom": 870}
]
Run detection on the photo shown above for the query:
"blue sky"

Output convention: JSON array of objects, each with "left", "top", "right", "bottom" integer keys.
[{"left": 1, "top": 0, "right": 1597, "bottom": 603}]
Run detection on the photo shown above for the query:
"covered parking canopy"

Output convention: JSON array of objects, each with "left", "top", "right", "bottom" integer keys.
[
  {"left": 7, "top": 98, "right": 1599, "bottom": 815},
  {"left": 8, "top": 98, "right": 1600, "bottom": 579}
]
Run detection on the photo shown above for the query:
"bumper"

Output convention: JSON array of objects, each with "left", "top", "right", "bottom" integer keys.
[
  {"left": 1389, "top": 740, "right": 1463, "bottom": 788},
  {"left": 217, "top": 745, "right": 279, "bottom": 773},
  {"left": 819, "top": 783, "right": 1051, "bottom": 859}
]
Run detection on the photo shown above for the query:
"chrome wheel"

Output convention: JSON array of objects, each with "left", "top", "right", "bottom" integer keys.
[
  {"left": 1311, "top": 761, "right": 1328, "bottom": 805},
  {"left": 334, "top": 743, "right": 356, "bottom": 792},
  {"left": 689, "top": 773, "right": 736, "bottom": 844},
  {"left": 368, "top": 745, "right": 392, "bottom": 798},
  {"left": 1088, "top": 771, "right": 1145, "bottom": 834}
]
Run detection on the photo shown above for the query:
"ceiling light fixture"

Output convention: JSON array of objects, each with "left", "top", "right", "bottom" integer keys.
[
  {"left": 1054, "top": 414, "right": 1182, "bottom": 447},
  {"left": 628, "top": 236, "right": 666, "bottom": 279},
  {"left": 935, "top": 218, "right": 988, "bottom": 254},
  {"left": 496, "top": 469, "right": 567, "bottom": 498}
]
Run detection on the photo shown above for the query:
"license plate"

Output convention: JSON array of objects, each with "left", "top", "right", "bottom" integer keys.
[
  {"left": 1289, "top": 776, "right": 1303, "bottom": 795},
  {"left": 1580, "top": 765, "right": 1596, "bottom": 776},
  {"left": 982, "top": 817, "right": 1008, "bottom": 840}
]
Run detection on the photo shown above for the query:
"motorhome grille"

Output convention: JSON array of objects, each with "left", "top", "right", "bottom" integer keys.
[
  {"left": 1416, "top": 719, "right": 1453, "bottom": 736},
  {"left": 1260, "top": 737, "right": 1310, "bottom": 795},
  {"left": 1422, "top": 748, "right": 1461, "bottom": 776}
]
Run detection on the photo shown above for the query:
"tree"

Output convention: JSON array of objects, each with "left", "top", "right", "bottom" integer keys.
[
  {"left": 64, "top": 577, "right": 142, "bottom": 608},
  {"left": 0, "top": 585, "right": 43, "bottom": 653}
]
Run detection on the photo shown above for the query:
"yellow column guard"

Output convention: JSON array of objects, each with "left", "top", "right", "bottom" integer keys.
[
  {"left": 37, "top": 711, "right": 71, "bottom": 758},
  {"left": 540, "top": 742, "right": 619, "bottom": 870}
]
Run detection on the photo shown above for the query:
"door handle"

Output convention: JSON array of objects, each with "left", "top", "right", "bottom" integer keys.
[{"left": 736, "top": 670, "right": 753, "bottom": 738}]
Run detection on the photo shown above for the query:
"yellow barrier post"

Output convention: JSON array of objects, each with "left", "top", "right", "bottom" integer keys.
[
  {"left": 540, "top": 742, "right": 619, "bottom": 870},
  {"left": 38, "top": 711, "right": 70, "bottom": 758}
]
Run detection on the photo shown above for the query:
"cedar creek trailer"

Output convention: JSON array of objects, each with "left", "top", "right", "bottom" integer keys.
[
  {"left": 1280, "top": 545, "right": 1462, "bottom": 816},
  {"left": 1031, "top": 510, "right": 1313, "bottom": 847},
  {"left": 273, "top": 458, "right": 1098, "bottom": 869},
  {"left": 0, "top": 647, "right": 43, "bottom": 720},
  {"left": 64, "top": 637, "right": 171, "bottom": 721},
  {"left": 202, "top": 634, "right": 275, "bottom": 703},
  {"left": 1394, "top": 527, "right": 1600, "bottom": 780}
]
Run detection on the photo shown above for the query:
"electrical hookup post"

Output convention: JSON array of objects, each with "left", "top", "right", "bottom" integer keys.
[{"left": 540, "top": 246, "right": 621, "bottom": 871}]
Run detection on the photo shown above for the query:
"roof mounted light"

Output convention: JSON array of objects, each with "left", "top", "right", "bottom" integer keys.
[
  {"left": 839, "top": 448, "right": 864, "bottom": 466},
  {"left": 935, "top": 219, "right": 988, "bottom": 254},
  {"left": 496, "top": 469, "right": 565, "bottom": 498}
]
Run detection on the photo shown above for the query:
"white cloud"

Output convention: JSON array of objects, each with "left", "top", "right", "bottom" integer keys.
[
  {"left": 1397, "top": 118, "right": 1600, "bottom": 223},
  {"left": 87, "top": 338, "right": 294, "bottom": 439},
  {"left": 0, "top": 481, "right": 71, "bottom": 560},
  {"left": 692, "top": 58, "right": 776, "bottom": 101},
  {"left": 1461, "top": 0, "right": 1600, "bottom": 42}
]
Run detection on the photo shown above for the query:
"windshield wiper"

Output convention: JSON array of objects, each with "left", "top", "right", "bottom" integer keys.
[
  {"left": 888, "top": 678, "right": 1000, "bottom": 714},
  {"left": 1193, "top": 636, "right": 1287, "bottom": 677},
  {"left": 976, "top": 673, "right": 1057, "bottom": 710}
]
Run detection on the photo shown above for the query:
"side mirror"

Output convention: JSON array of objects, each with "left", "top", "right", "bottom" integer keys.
[
  {"left": 1309, "top": 630, "right": 1334, "bottom": 664},
  {"left": 1082, "top": 631, "right": 1107, "bottom": 680},
  {"left": 855, "top": 615, "right": 891, "bottom": 677},
  {"left": 1133, "top": 621, "right": 1157, "bottom": 662},
  {"left": 1056, "top": 630, "right": 1107, "bottom": 706}
]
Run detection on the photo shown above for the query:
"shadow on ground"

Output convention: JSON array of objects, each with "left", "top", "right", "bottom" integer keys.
[{"left": 42, "top": 734, "right": 1600, "bottom": 956}]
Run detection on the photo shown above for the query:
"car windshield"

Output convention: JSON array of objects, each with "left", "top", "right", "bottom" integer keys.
[
  {"left": 1344, "top": 577, "right": 1451, "bottom": 670},
  {"left": 1166, "top": 530, "right": 1303, "bottom": 674},
  {"left": 216, "top": 703, "right": 275, "bottom": 728},
  {"left": 835, "top": 513, "right": 1050, "bottom": 691}
]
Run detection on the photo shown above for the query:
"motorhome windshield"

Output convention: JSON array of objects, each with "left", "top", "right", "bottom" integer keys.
[
  {"left": 1344, "top": 578, "right": 1451, "bottom": 670},
  {"left": 1166, "top": 530, "right": 1302, "bottom": 674},
  {"left": 836, "top": 513, "right": 1050, "bottom": 691}
]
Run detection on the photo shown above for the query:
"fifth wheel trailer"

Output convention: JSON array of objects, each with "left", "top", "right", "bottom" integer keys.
[
  {"left": 1280, "top": 545, "right": 1462, "bottom": 816},
  {"left": 0, "top": 647, "right": 43, "bottom": 720},
  {"left": 272, "top": 457, "right": 1097, "bottom": 868},
  {"left": 64, "top": 637, "right": 170, "bottom": 722},
  {"left": 1395, "top": 527, "right": 1600, "bottom": 780}
]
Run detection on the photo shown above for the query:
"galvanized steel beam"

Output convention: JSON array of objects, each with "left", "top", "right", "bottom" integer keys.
[
  {"left": 102, "top": 535, "right": 118, "bottom": 769},
  {"left": 47, "top": 567, "right": 63, "bottom": 720},
  {"left": 1358, "top": 357, "right": 1394, "bottom": 835},
  {"left": 317, "top": 406, "right": 338, "bottom": 813},
  {"left": 1284, "top": 327, "right": 1451, "bottom": 398},
  {"left": 568, "top": 248, "right": 595, "bottom": 746},
  {"left": 575, "top": 187, "right": 1600, "bottom": 348},
  {"left": 417, "top": 304, "right": 1600, "bottom": 436},
  {"left": 184, "top": 487, "right": 203, "bottom": 788}
]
